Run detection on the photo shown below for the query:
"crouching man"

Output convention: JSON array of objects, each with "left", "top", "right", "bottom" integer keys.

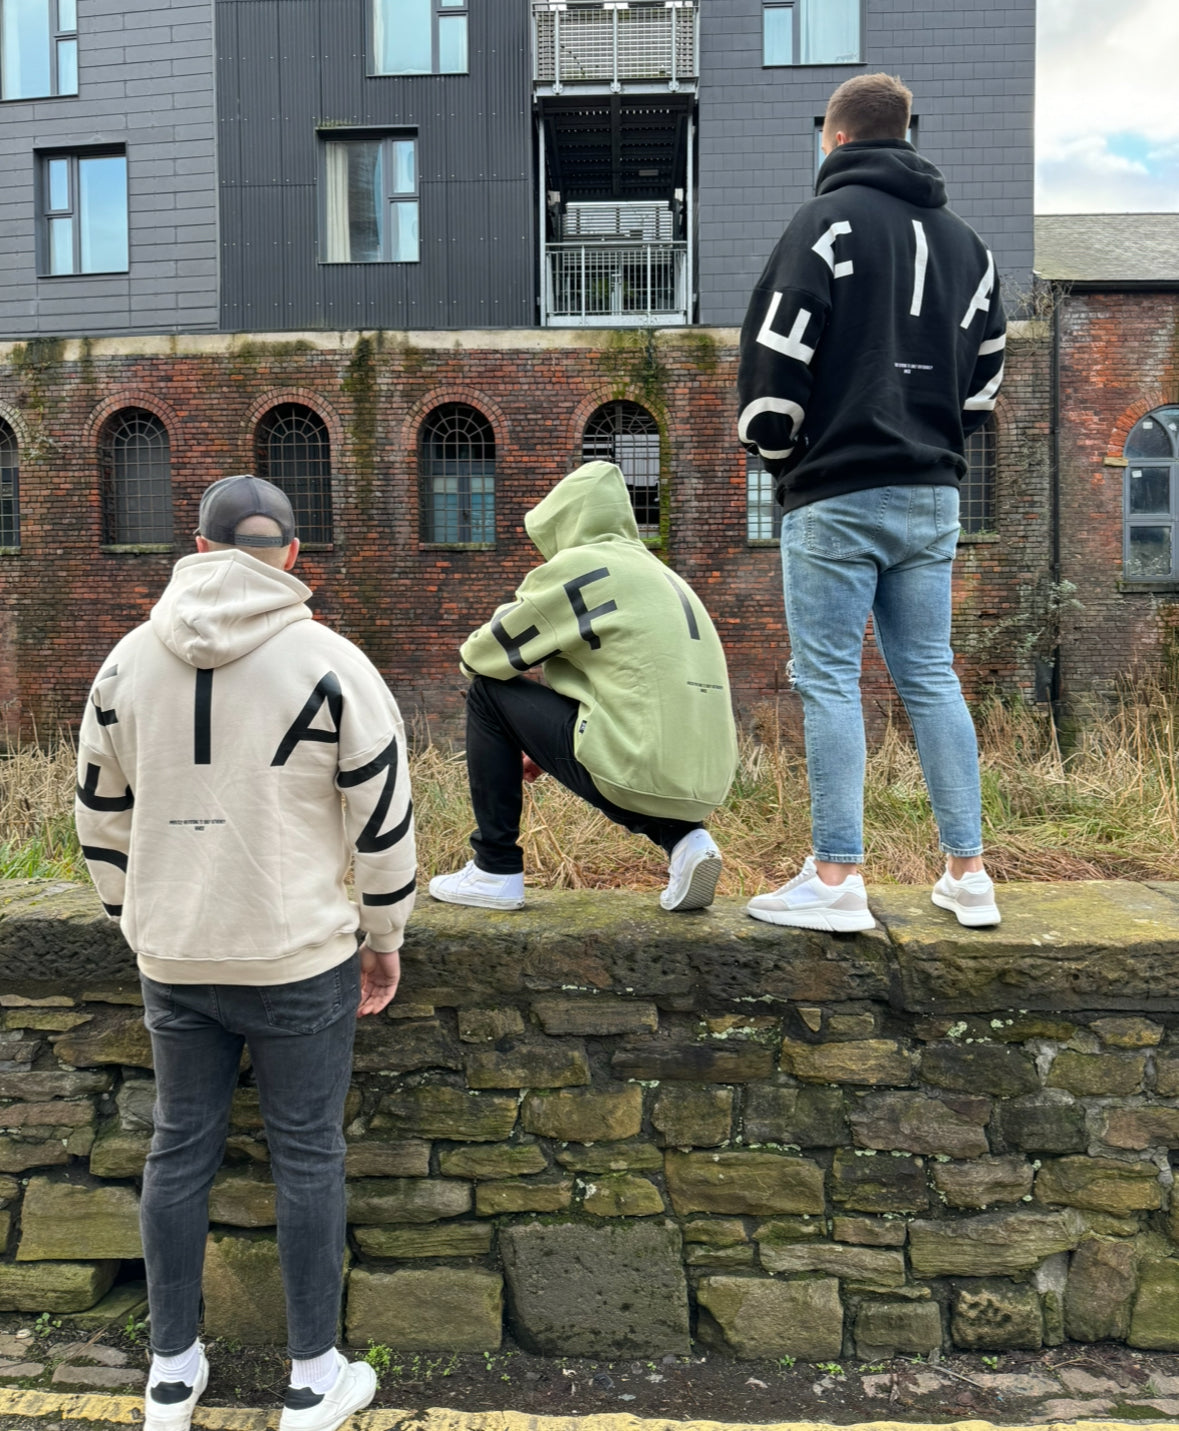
[
  {"left": 430, "top": 461, "right": 738, "bottom": 912},
  {"left": 75, "top": 476, "right": 416, "bottom": 1431}
]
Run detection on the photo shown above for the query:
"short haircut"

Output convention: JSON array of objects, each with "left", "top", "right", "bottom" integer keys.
[{"left": 825, "top": 73, "right": 912, "bottom": 142}]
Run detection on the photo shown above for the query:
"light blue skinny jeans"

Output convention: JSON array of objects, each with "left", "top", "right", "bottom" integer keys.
[{"left": 780, "top": 483, "right": 984, "bottom": 864}]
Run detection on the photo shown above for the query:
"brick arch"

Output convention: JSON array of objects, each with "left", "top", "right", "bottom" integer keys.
[
  {"left": 241, "top": 389, "right": 345, "bottom": 471},
  {"left": 567, "top": 388, "right": 666, "bottom": 468},
  {"left": 84, "top": 390, "right": 183, "bottom": 451},
  {"left": 0, "top": 401, "right": 33, "bottom": 453},
  {"left": 1107, "top": 387, "right": 1179, "bottom": 460},
  {"left": 398, "top": 387, "right": 511, "bottom": 457}
]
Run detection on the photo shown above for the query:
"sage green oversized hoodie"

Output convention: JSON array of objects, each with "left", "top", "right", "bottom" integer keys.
[{"left": 460, "top": 462, "right": 738, "bottom": 821}]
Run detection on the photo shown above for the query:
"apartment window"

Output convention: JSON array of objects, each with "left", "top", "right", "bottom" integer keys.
[
  {"left": 373, "top": 0, "right": 467, "bottom": 75},
  {"left": 1, "top": 0, "right": 77, "bottom": 100},
  {"left": 255, "top": 403, "right": 333, "bottom": 545},
  {"left": 1123, "top": 406, "right": 1179, "bottom": 581},
  {"left": 764, "top": 0, "right": 859, "bottom": 65},
  {"left": 746, "top": 453, "right": 783, "bottom": 542},
  {"left": 100, "top": 410, "right": 172, "bottom": 545},
  {"left": 420, "top": 403, "right": 495, "bottom": 545},
  {"left": 961, "top": 416, "right": 996, "bottom": 535},
  {"left": 0, "top": 419, "right": 18, "bottom": 547},
  {"left": 582, "top": 401, "right": 661, "bottom": 539},
  {"left": 40, "top": 149, "right": 127, "bottom": 275},
  {"left": 322, "top": 133, "right": 418, "bottom": 264}
]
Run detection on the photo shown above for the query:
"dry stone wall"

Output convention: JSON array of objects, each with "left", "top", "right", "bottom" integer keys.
[{"left": 6, "top": 878, "right": 1179, "bottom": 1358}]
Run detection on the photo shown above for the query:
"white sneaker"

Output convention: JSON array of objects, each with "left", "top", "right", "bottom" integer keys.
[
  {"left": 746, "top": 856, "right": 876, "bottom": 932},
  {"left": 429, "top": 860, "right": 525, "bottom": 910},
  {"left": 661, "top": 829, "right": 723, "bottom": 912},
  {"left": 279, "top": 1354, "right": 377, "bottom": 1431},
  {"left": 144, "top": 1345, "right": 209, "bottom": 1431},
  {"left": 931, "top": 867, "right": 1001, "bottom": 926}
]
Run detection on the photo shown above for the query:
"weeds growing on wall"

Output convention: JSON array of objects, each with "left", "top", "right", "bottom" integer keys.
[{"left": 4, "top": 680, "right": 1179, "bottom": 891}]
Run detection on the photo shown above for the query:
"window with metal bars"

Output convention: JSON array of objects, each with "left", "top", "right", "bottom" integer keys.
[
  {"left": 745, "top": 452, "right": 783, "bottom": 543},
  {"left": 581, "top": 401, "right": 661, "bottom": 539},
  {"left": 960, "top": 415, "right": 997, "bottom": 535},
  {"left": 0, "top": 419, "right": 18, "bottom": 548},
  {"left": 254, "top": 404, "right": 333, "bottom": 545},
  {"left": 420, "top": 404, "right": 496, "bottom": 545},
  {"left": 1123, "top": 405, "right": 1179, "bottom": 582},
  {"left": 99, "top": 409, "right": 172, "bottom": 545}
]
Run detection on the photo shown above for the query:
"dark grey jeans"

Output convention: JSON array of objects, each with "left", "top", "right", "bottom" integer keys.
[{"left": 139, "top": 955, "right": 360, "bottom": 1359}]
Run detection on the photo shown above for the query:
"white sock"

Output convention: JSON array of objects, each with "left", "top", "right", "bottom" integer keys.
[
  {"left": 148, "top": 1340, "right": 202, "bottom": 1390},
  {"left": 290, "top": 1348, "right": 342, "bottom": 1394}
]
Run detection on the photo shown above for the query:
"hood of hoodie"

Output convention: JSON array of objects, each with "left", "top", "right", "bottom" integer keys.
[
  {"left": 150, "top": 549, "right": 313, "bottom": 669},
  {"left": 524, "top": 461, "right": 642, "bottom": 559},
  {"left": 816, "top": 139, "right": 947, "bottom": 209}
]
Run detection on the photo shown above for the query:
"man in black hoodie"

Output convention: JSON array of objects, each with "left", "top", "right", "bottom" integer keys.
[{"left": 738, "top": 72, "right": 1004, "bottom": 933}]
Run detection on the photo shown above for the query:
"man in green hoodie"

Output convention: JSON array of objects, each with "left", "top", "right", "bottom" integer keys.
[{"left": 430, "top": 461, "right": 738, "bottom": 912}]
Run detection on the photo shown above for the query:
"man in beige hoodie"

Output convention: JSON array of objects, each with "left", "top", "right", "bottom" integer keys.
[{"left": 75, "top": 476, "right": 415, "bottom": 1431}]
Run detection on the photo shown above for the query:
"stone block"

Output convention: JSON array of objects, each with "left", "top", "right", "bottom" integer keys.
[
  {"left": 0, "top": 1135, "right": 69, "bottom": 1173},
  {"left": 0, "top": 1071, "right": 111, "bottom": 1100},
  {"left": 0, "top": 1101, "right": 94, "bottom": 1129},
  {"left": 53, "top": 1014, "right": 153, "bottom": 1069},
  {"left": 1100, "top": 1107, "right": 1179, "bottom": 1149},
  {"left": 696, "top": 1275, "right": 842, "bottom": 1360},
  {"left": 0, "top": 1176, "right": 17, "bottom": 1206},
  {"left": 952, "top": 1283, "right": 1042, "bottom": 1349},
  {"left": 346, "top": 1267, "right": 502, "bottom": 1351},
  {"left": 612, "top": 1039, "right": 773, "bottom": 1082},
  {"left": 475, "top": 1180, "right": 573, "bottom": 1215},
  {"left": 500, "top": 1220, "right": 688, "bottom": 1357},
  {"left": 933, "top": 1156, "right": 1035, "bottom": 1208},
  {"left": 686, "top": 1244, "right": 755, "bottom": 1268},
  {"left": 582, "top": 1174, "right": 664, "bottom": 1217},
  {"left": 743, "top": 1085, "right": 848, "bottom": 1146},
  {"left": 374, "top": 1086, "right": 518, "bottom": 1142},
  {"left": 758, "top": 1239, "right": 905, "bottom": 1287},
  {"left": 994, "top": 1093, "right": 1087, "bottom": 1154},
  {"left": 555, "top": 1141, "right": 662, "bottom": 1173},
  {"left": 855, "top": 1300, "right": 943, "bottom": 1359},
  {"left": 0, "top": 1260, "right": 118, "bottom": 1313},
  {"left": 352, "top": 1223, "right": 493, "bottom": 1259},
  {"left": 203, "top": 1231, "right": 286, "bottom": 1344},
  {"left": 17, "top": 1179, "right": 142, "bottom": 1260},
  {"left": 684, "top": 1219, "right": 748, "bottom": 1246},
  {"left": 115, "top": 1079, "right": 156, "bottom": 1131},
  {"left": 652, "top": 1085, "right": 732, "bottom": 1148},
  {"left": 1064, "top": 1237, "right": 1135, "bottom": 1342},
  {"left": 521, "top": 1086, "right": 642, "bottom": 1143},
  {"left": 848, "top": 1090, "right": 990, "bottom": 1158},
  {"left": 229, "top": 1087, "right": 265, "bottom": 1130},
  {"left": 780, "top": 1037, "right": 912, "bottom": 1086},
  {"left": 664, "top": 1150, "right": 824, "bottom": 1216},
  {"left": 1128, "top": 1258, "right": 1179, "bottom": 1350},
  {"left": 1035, "top": 1156, "right": 1162, "bottom": 1215},
  {"left": 465, "top": 1039, "right": 589, "bottom": 1090},
  {"left": 4, "top": 1011, "right": 91, "bottom": 1032},
  {"left": 352, "top": 1018, "right": 461, "bottom": 1073},
  {"left": 1047, "top": 1050, "right": 1146, "bottom": 1097},
  {"left": 0, "top": 1210, "right": 9, "bottom": 1253},
  {"left": 61, "top": 1280, "right": 148, "bottom": 1331},
  {"left": 208, "top": 1168, "right": 277, "bottom": 1227},
  {"left": 908, "top": 1209, "right": 1083, "bottom": 1277},
  {"left": 1090, "top": 1017, "right": 1162, "bottom": 1048},
  {"left": 438, "top": 1144, "right": 548, "bottom": 1179},
  {"left": 0, "top": 1359, "right": 45, "bottom": 1378},
  {"left": 753, "top": 1216, "right": 823, "bottom": 1243},
  {"left": 919, "top": 1042, "right": 1038, "bottom": 1096},
  {"left": 1155, "top": 1057, "right": 1179, "bottom": 1097},
  {"left": 831, "top": 1216, "right": 906, "bottom": 1246},
  {"left": 344, "top": 1138, "right": 431, "bottom": 1178},
  {"left": 830, "top": 1149, "right": 928, "bottom": 1212},
  {"left": 89, "top": 1125, "right": 152, "bottom": 1179},
  {"left": 52, "top": 1363, "right": 145, "bottom": 1392},
  {"left": 827, "top": 1012, "right": 877, "bottom": 1039},
  {"left": 457, "top": 1007, "right": 525, "bottom": 1043},
  {"left": 532, "top": 997, "right": 658, "bottom": 1036},
  {"left": 347, "top": 1177, "right": 471, "bottom": 1224}
]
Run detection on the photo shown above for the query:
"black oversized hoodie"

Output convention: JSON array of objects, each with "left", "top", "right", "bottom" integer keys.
[{"left": 737, "top": 140, "right": 1006, "bottom": 513}]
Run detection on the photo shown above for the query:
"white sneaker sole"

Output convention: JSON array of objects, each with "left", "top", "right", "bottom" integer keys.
[
  {"left": 279, "top": 1364, "right": 377, "bottom": 1431},
  {"left": 746, "top": 904, "right": 876, "bottom": 932},
  {"left": 661, "top": 853, "right": 722, "bottom": 912},
  {"left": 144, "top": 1360, "right": 209, "bottom": 1431},
  {"left": 931, "top": 890, "right": 1001, "bottom": 927},
  {"left": 428, "top": 881, "right": 524, "bottom": 911}
]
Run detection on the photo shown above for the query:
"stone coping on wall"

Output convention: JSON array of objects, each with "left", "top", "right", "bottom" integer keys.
[{"left": 4, "top": 877, "right": 1179, "bottom": 1014}]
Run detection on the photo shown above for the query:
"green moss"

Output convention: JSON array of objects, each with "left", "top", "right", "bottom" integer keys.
[
  {"left": 342, "top": 333, "right": 379, "bottom": 508},
  {"left": 230, "top": 338, "right": 316, "bottom": 362},
  {"left": 679, "top": 330, "right": 719, "bottom": 375}
]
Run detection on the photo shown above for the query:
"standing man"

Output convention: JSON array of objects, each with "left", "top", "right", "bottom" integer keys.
[
  {"left": 75, "top": 476, "right": 416, "bottom": 1431},
  {"left": 738, "top": 73, "right": 1005, "bottom": 932}
]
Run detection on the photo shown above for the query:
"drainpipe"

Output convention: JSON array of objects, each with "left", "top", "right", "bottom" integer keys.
[{"left": 1045, "top": 282, "right": 1064, "bottom": 727}]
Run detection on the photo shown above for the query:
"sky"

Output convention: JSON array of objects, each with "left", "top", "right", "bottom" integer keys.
[{"left": 1037, "top": 0, "right": 1179, "bottom": 212}]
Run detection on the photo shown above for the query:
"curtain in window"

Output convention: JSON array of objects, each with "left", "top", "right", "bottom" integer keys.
[
  {"left": 801, "top": 0, "right": 858, "bottom": 63},
  {"left": 374, "top": 0, "right": 432, "bottom": 74},
  {"left": 324, "top": 144, "right": 352, "bottom": 262}
]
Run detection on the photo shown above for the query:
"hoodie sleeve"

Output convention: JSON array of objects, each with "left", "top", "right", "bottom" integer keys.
[
  {"left": 960, "top": 249, "right": 1007, "bottom": 436},
  {"left": 75, "top": 661, "right": 134, "bottom": 920},
  {"left": 738, "top": 217, "right": 834, "bottom": 474},
  {"left": 335, "top": 655, "right": 417, "bottom": 953},
  {"left": 459, "top": 567, "right": 567, "bottom": 680}
]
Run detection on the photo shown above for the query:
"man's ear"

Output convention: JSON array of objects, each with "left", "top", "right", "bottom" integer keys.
[
  {"left": 195, "top": 535, "right": 211, "bottom": 554},
  {"left": 283, "top": 538, "right": 301, "bottom": 572}
]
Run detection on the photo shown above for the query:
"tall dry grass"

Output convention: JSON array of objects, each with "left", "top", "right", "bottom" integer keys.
[{"left": 6, "top": 682, "right": 1178, "bottom": 891}]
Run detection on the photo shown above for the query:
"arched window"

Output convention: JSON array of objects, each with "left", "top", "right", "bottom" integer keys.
[
  {"left": 99, "top": 409, "right": 172, "bottom": 544},
  {"left": 582, "top": 400, "right": 660, "bottom": 538},
  {"left": 0, "top": 419, "right": 18, "bottom": 547},
  {"left": 419, "top": 403, "right": 496, "bottom": 544},
  {"left": 961, "top": 414, "right": 997, "bottom": 534},
  {"left": 1124, "top": 405, "right": 1179, "bottom": 580},
  {"left": 254, "top": 403, "right": 332, "bottom": 544}
]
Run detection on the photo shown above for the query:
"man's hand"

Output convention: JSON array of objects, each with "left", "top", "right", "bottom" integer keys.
[
  {"left": 522, "top": 754, "right": 543, "bottom": 784},
  {"left": 358, "top": 944, "right": 400, "bottom": 1016}
]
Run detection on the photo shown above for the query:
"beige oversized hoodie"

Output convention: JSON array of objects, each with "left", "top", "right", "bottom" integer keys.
[{"left": 75, "top": 550, "right": 416, "bottom": 985}]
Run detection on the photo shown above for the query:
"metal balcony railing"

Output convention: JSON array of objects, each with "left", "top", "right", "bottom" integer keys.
[
  {"left": 544, "top": 241, "right": 688, "bottom": 325},
  {"left": 533, "top": 1, "right": 697, "bottom": 90}
]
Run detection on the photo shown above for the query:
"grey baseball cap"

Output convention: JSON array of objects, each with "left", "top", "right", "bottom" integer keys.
[{"left": 197, "top": 475, "right": 296, "bottom": 548}]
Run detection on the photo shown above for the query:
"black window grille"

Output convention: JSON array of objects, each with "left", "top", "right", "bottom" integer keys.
[
  {"left": 419, "top": 404, "right": 496, "bottom": 544},
  {"left": 100, "top": 409, "right": 172, "bottom": 545},
  {"left": 581, "top": 401, "right": 661, "bottom": 538},
  {"left": 254, "top": 404, "right": 333, "bottom": 545},
  {"left": 961, "top": 415, "right": 997, "bottom": 534},
  {"left": 0, "top": 420, "right": 18, "bottom": 547},
  {"left": 746, "top": 452, "right": 783, "bottom": 542},
  {"left": 1123, "top": 405, "right": 1179, "bottom": 581}
]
